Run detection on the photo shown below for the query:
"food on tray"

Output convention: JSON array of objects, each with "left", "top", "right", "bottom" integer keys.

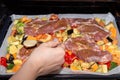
[{"left": 0, "top": 14, "right": 120, "bottom": 73}]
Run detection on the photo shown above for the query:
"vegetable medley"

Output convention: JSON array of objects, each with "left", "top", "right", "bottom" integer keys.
[{"left": 0, "top": 14, "right": 120, "bottom": 74}]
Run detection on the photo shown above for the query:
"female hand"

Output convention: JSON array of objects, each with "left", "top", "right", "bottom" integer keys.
[
  {"left": 10, "top": 41, "right": 65, "bottom": 80},
  {"left": 29, "top": 41, "right": 65, "bottom": 75}
]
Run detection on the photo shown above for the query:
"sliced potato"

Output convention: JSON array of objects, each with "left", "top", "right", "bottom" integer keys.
[
  {"left": 95, "top": 17, "right": 105, "bottom": 27},
  {"left": 95, "top": 17, "right": 101, "bottom": 23},
  {"left": 41, "top": 16, "right": 48, "bottom": 20},
  {"left": 81, "top": 62, "right": 90, "bottom": 69},
  {"left": 8, "top": 36, "right": 17, "bottom": 44},
  {"left": 96, "top": 65, "right": 102, "bottom": 73},
  {"left": 13, "top": 20, "right": 19, "bottom": 25},
  {"left": 6, "top": 70, "right": 13, "bottom": 73},
  {"left": 105, "top": 22, "right": 115, "bottom": 30},
  {"left": 17, "top": 44, "right": 23, "bottom": 50},
  {"left": 73, "top": 28, "right": 80, "bottom": 34},
  {"left": 13, "top": 59, "right": 22, "bottom": 65},
  {"left": 23, "top": 40, "right": 37, "bottom": 48},
  {"left": 71, "top": 33, "right": 82, "bottom": 38},
  {"left": 101, "top": 65, "right": 108, "bottom": 73},
  {"left": 10, "top": 41, "right": 20, "bottom": 45},
  {"left": 9, "top": 45, "right": 18, "bottom": 54},
  {"left": 15, "top": 34, "right": 24, "bottom": 41}
]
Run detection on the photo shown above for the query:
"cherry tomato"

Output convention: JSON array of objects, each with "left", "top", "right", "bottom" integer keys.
[
  {"left": 64, "top": 51, "right": 78, "bottom": 65},
  {"left": 0, "top": 57, "right": 7, "bottom": 67},
  {"left": 105, "top": 61, "right": 111, "bottom": 69}
]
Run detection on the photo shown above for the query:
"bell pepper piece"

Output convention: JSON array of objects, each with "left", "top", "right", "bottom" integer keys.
[{"left": 109, "top": 62, "right": 117, "bottom": 70}]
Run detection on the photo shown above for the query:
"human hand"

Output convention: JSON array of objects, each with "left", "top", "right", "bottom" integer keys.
[
  {"left": 27, "top": 41, "right": 65, "bottom": 76},
  {"left": 10, "top": 41, "right": 65, "bottom": 80}
]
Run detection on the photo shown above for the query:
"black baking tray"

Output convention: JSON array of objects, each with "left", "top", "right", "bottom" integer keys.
[{"left": 0, "top": 0, "right": 120, "bottom": 80}]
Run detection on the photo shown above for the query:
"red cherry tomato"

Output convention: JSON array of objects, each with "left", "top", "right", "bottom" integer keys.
[
  {"left": 105, "top": 61, "right": 111, "bottom": 69},
  {"left": 64, "top": 51, "right": 78, "bottom": 65},
  {"left": 0, "top": 57, "right": 7, "bottom": 67}
]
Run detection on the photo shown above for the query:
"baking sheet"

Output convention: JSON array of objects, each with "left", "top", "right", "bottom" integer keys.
[{"left": 0, "top": 12, "right": 120, "bottom": 75}]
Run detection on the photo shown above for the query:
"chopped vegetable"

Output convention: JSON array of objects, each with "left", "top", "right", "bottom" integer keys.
[
  {"left": 70, "top": 60, "right": 80, "bottom": 70},
  {"left": 7, "top": 63, "right": 14, "bottom": 70},
  {"left": 9, "top": 45, "right": 18, "bottom": 54},
  {"left": 38, "top": 34, "right": 52, "bottom": 42},
  {"left": 41, "top": 16, "right": 48, "bottom": 20},
  {"left": 70, "top": 64, "right": 79, "bottom": 70},
  {"left": 97, "top": 40, "right": 104, "bottom": 46},
  {"left": 95, "top": 17, "right": 101, "bottom": 24},
  {"left": 7, "top": 54, "right": 14, "bottom": 63},
  {"left": 12, "top": 64, "right": 21, "bottom": 72},
  {"left": 107, "top": 37, "right": 113, "bottom": 42},
  {"left": 21, "top": 16, "right": 32, "bottom": 23},
  {"left": 13, "top": 59, "right": 22, "bottom": 65},
  {"left": 112, "top": 39, "right": 118, "bottom": 45},
  {"left": 10, "top": 30, "right": 17, "bottom": 36},
  {"left": 13, "top": 20, "right": 19, "bottom": 25},
  {"left": 0, "top": 57, "right": 7, "bottom": 67},
  {"left": 81, "top": 62, "right": 90, "bottom": 70},
  {"left": 105, "top": 22, "right": 115, "bottom": 30},
  {"left": 15, "top": 34, "right": 24, "bottom": 41},
  {"left": 17, "top": 44, "right": 23, "bottom": 51},
  {"left": 7, "top": 70, "right": 13, "bottom": 73},
  {"left": 67, "top": 29, "right": 73, "bottom": 35},
  {"left": 109, "top": 27, "right": 117, "bottom": 39},
  {"left": 16, "top": 22, "right": 24, "bottom": 27},
  {"left": 101, "top": 65, "right": 108, "bottom": 73},
  {"left": 109, "top": 62, "right": 117, "bottom": 70},
  {"left": 13, "top": 54, "right": 17, "bottom": 60},
  {"left": 91, "top": 63, "right": 99, "bottom": 72},
  {"left": 8, "top": 36, "right": 17, "bottom": 44},
  {"left": 21, "top": 16, "right": 28, "bottom": 22},
  {"left": 16, "top": 26, "right": 24, "bottom": 34},
  {"left": 6, "top": 54, "right": 10, "bottom": 60},
  {"left": 103, "top": 38, "right": 108, "bottom": 44},
  {"left": 27, "top": 36, "right": 37, "bottom": 40},
  {"left": 98, "top": 61, "right": 111, "bottom": 69},
  {"left": 64, "top": 51, "right": 78, "bottom": 65},
  {"left": 16, "top": 22, "right": 24, "bottom": 34},
  {"left": 96, "top": 65, "right": 103, "bottom": 73},
  {"left": 23, "top": 40, "right": 37, "bottom": 48},
  {"left": 21, "top": 35, "right": 27, "bottom": 44},
  {"left": 73, "top": 28, "right": 80, "bottom": 34},
  {"left": 95, "top": 17, "right": 105, "bottom": 27}
]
